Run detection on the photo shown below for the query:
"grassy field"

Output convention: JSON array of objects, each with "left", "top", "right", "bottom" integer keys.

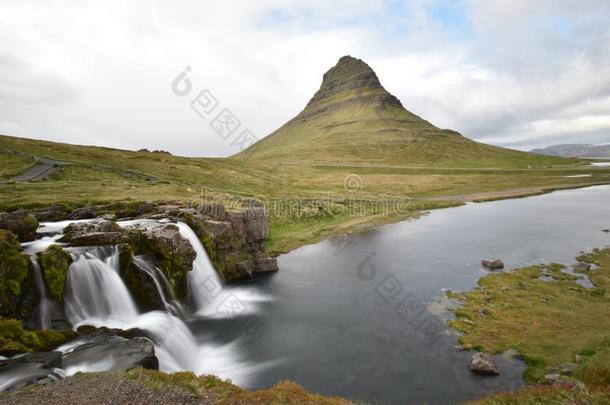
[
  {"left": 2, "top": 134, "right": 610, "bottom": 253},
  {"left": 449, "top": 248, "right": 610, "bottom": 385}
]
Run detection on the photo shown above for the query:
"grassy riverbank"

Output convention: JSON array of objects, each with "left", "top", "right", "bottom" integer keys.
[
  {"left": 449, "top": 248, "right": 610, "bottom": 385},
  {"left": 3, "top": 134, "right": 610, "bottom": 254},
  {"left": 467, "top": 385, "right": 610, "bottom": 404}
]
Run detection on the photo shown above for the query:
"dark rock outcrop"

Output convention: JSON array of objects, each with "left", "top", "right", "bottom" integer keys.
[
  {"left": 0, "top": 211, "right": 38, "bottom": 242},
  {"left": 31, "top": 204, "right": 71, "bottom": 222},
  {"left": 140, "top": 224, "right": 196, "bottom": 301},
  {"left": 179, "top": 206, "right": 278, "bottom": 282},
  {"left": 573, "top": 262, "right": 591, "bottom": 272},
  {"left": 68, "top": 206, "right": 98, "bottom": 220},
  {"left": 482, "top": 259, "right": 504, "bottom": 270},
  {"left": 59, "top": 220, "right": 133, "bottom": 246},
  {"left": 62, "top": 335, "right": 158, "bottom": 372},
  {"left": 305, "top": 55, "right": 402, "bottom": 110},
  {"left": 118, "top": 247, "right": 167, "bottom": 313},
  {"left": 469, "top": 352, "right": 501, "bottom": 376},
  {"left": 0, "top": 328, "right": 158, "bottom": 392}
]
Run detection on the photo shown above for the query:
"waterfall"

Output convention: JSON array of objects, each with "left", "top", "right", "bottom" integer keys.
[
  {"left": 60, "top": 239, "right": 244, "bottom": 380},
  {"left": 175, "top": 222, "right": 223, "bottom": 312},
  {"left": 132, "top": 255, "right": 185, "bottom": 317},
  {"left": 24, "top": 218, "right": 263, "bottom": 386},
  {"left": 64, "top": 248, "right": 138, "bottom": 325},
  {"left": 30, "top": 257, "right": 51, "bottom": 329},
  {"left": 175, "top": 221, "right": 271, "bottom": 318}
]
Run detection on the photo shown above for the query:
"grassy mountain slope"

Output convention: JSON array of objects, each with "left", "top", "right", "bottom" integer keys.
[{"left": 235, "top": 56, "right": 566, "bottom": 168}]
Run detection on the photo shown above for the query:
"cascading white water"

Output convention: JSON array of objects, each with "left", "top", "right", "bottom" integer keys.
[
  {"left": 64, "top": 248, "right": 138, "bottom": 325},
  {"left": 132, "top": 255, "right": 185, "bottom": 317},
  {"left": 176, "top": 221, "right": 272, "bottom": 318},
  {"left": 32, "top": 219, "right": 266, "bottom": 385},
  {"left": 30, "top": 257, "right": 51, "bottom": 329},
  {"left": 175, "top": 222, "right": 223, "bottom": 312}
]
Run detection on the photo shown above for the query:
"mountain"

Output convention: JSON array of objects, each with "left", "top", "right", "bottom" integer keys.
[
  {"left": 235, "top": 56, "right": 564, "bottom": 167},
  {"left": 530, "top": 144, "right": 610, "bottom": 158}
]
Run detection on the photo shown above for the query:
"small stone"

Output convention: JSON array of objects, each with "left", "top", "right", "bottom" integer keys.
[
  {"left": 469, "top": 353, "right": 501, "bottom": 376},
  {"left": 561, "top": 362, "right": 578, "bottom": 374},
  {"left": 573, "top": 262, "right": 591, "bottom": 272},
  {"left": 482, "top": 259, "right": 504, "bottom": 270},
  {"left": 544, "top": 373, "right": 561, "bottom": 383}
]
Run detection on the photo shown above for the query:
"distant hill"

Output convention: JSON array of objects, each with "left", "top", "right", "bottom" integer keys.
[
  {"left": 530, "top": 144, "right": 610, "bottom": 158},
  {"left": 235, "top": 56, "right": 565, "bottom": 167}
]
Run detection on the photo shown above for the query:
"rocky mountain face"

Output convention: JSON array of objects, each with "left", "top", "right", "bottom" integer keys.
[
  {"left": 303, "top": 55, "right": 403, "bottom": 112},
  {"left": 530, "top": 144, "right": 610, "bottom": 158},
  {"left": 235, "top": 55, "right": 557, "bottom": 167}
]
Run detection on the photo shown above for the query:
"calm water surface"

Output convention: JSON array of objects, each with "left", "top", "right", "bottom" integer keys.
[{"left": 191, "top": 185, "right": 610, "bottom": 405}]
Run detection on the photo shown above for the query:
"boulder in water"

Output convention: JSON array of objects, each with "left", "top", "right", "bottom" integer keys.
[
  {"left": 469, "top": 352, "right": 501, "bottom": 375},
  {"left": 482, "top": 259, "right": 504, "bottom": 270}
]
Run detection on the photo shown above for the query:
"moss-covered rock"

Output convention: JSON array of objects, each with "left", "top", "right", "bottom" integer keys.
[
  {"left": 37, "top": 244, "right": 72, "bottom": 302},
  {"left": 140, "top": 224, "right": 196, "bottom": 302},
  {"left": 0, "top": 230, "right": 32, "bottom": 319},
  {"left": 116, "top": 243, "right": 166, "bottom": 312},
  {"left": 0, "top": 317, "right": 74, "bottom": 356}
]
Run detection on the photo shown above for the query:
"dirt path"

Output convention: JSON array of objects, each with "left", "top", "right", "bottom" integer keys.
[{"left": 11, "top": 158, "right": 59, "bottom": 181}]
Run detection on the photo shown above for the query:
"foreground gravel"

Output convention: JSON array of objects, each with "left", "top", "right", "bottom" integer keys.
[{"left": 0, "top": 373, "right": 214, "bottom": 405}]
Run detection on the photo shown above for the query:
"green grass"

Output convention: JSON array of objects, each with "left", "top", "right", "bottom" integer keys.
[
  {"left": 2, "top": 134, "right": 610, "bottom": 254},
  {"left": 0, "top": 150, "right": 36, "bottom": 179},
  {"left": 126, "top": 368, "right": 353, "bottom": 404},
  {"left": 449, "top": 248, "right": 610, "bottom": 384},
  {"left": 466, "top": 385, "right": 610, "bottom": 405}
]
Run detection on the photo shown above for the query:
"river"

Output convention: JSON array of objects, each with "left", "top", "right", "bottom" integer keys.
[{"left": 6, "top": 185, "right": 610, "bottom": 404}]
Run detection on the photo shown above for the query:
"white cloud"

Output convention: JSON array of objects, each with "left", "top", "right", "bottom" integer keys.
[{"left": 0, "top": 0, "right": 609, "bottom": 156}]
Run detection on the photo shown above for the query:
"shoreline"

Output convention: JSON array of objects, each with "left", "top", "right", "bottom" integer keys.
[{"left": 270, "top": 181, "right": 610, "bottom": 257}]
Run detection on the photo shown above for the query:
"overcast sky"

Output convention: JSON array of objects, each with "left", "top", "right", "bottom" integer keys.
[{"left": 1, "top": 0, "right": 609, "bottom": 156}]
